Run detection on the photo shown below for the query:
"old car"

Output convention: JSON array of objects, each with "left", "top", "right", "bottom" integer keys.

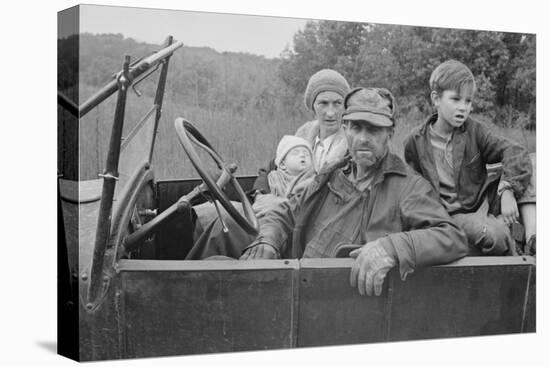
[{"left": 57, "top": 37, "right": 536, "bottom": 362}]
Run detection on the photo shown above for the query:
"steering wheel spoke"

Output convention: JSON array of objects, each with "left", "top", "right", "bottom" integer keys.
[{"left": 174, "top": 117, "right": 259, "bottom": 236}]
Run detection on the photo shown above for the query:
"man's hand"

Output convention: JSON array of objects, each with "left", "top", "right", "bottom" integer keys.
[
  {"left": 252, "top": 194, "right": 285, "bottom": 218},
  {"left": 240, "top": 243, "right": 279, "bottom": 260},
  {"left": 349, "top": 240, "right": 396, "bottom": 296},
  {"left": 500, "top": 190, "right": 519, "bottom": 225}
]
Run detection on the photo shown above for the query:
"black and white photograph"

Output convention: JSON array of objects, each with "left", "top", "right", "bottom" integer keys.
[
  {"left": 5, "top": 0, "right": 549, "bottom": 366},
  {"left": 56, "top": 2, "right": 540, "bottom": 362}
]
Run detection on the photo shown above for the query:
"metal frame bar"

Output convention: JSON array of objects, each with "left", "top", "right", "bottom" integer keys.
[
  {"left": 79, "top": 40, "right": 183, "bottom": 117},
  {"left": 58, "top": 91, "right": 78, "bottom": 117},
  {"left": 88, "top": 55, "right": 131, "bottom": 306},
  {"left": 86, "top": 37, "right": 182, "bottom": 307}
]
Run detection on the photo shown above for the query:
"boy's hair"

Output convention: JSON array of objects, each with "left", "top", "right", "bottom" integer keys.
[{"left": 429, "top": 59, "right": 476, "bottom": 95}]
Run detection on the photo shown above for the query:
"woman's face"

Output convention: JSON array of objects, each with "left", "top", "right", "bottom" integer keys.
[{"left": 312, "top": 91, "right": 345, "bottom": 137}]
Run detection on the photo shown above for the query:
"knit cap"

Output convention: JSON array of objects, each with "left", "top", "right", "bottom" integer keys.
[
  {"left": 304, "top": 69, "right": 350, "bottom": 111},
  {"left": 275, "top": 135, "right": 313, "bottom": 167}
]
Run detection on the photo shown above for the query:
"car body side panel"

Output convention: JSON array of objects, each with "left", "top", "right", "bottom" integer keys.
[
  {"left": 297, "top": 258, "right": 534, "bottom": 346},
  {"left": 297, "top": 259, "right": 387, "bottom": 347},
  {"left": 388, "top": 263, "right": 532, "bottom": 340},
  {"left": 522, "top": 266, "right": 536, "bottom": 332},
  {"left": 117, "top": 260, "right": 298, "bottom": 358},
  {"left": 81, "top": 257, "right": 535, "bottom": 360}
]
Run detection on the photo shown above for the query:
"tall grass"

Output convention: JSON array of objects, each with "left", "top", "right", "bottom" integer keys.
[
  {"left": 78, "top": 82, "right": 311, "bottom": 180},
  {"left": 77, "top": 83, "right": 535, "bottom": 182}
]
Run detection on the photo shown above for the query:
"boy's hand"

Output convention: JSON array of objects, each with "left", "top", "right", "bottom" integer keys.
[{"left": 500, "top": 190, "right": 519, "bottom": 225}]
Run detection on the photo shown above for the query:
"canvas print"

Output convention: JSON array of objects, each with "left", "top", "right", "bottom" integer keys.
[{"left": 57, "top": 4, "right": 536, "bottom": 362}]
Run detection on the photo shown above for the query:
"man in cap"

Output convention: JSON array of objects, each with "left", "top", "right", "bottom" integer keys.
[{"left": 241, "top": 87, "right": 468, "bottom": 297}]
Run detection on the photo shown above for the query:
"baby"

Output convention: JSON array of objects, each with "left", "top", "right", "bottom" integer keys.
[
  {"left": 261, "top": 135, "right": 314, "bottom": 200},
  {"left": 188, "top": 135, "right": 314, "bottom": 259}
]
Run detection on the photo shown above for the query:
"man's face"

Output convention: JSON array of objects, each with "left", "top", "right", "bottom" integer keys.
[
  {"left": 280, "top": 146, "right": 312, "bottom": 176},
  {"left": 344, "top": 120, "right": 392, "bottom": 171},
  {"left": 312, "top": 91, "right": 345, "bottom": 137},
  {"left": 431, "top": 86, "right": 474, "bottom": 129}
]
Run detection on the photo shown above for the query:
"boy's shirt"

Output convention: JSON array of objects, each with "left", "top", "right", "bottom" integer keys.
[
  {"left": 404, "top": 113, "right": 531, "bottom": 214},
  {"left": 427, "top": 125, "right": 462, "bottom": 214}
]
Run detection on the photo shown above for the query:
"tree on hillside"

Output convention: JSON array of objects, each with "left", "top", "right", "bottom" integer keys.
[
  {"left": 279, "top": 21, "right": 536, "bottom": 127},
  {"left": 280, "top": 21, "right": 366, "bottom": 101},
  {"left": 58, "top": 34, "right": 79, "bottom": 100}
]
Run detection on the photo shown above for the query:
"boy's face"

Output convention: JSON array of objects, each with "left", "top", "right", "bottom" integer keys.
[
  {"left": 343, "top": 120, "right": 392, "bottom": 172},
  {"left": 432, "top": 86, "right": 474, "bottom": 128},
  {"left": 280, "top": 146, "right": 312, "bottom": 176},
  {"left": 313, "top": 91, "right": 345, "bottom": 137}
]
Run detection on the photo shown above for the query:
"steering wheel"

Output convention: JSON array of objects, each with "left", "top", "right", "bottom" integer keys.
[{"left": 174, "top": 117, "right": 259, "bottom": 236}]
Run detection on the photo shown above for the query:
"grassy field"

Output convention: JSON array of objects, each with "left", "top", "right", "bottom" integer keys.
[
  {"left": 75, "top": 83, "right": 536, "bottom": 181},
  {"left": 78, "top": 82, "right": 311, "bottom": 180}
]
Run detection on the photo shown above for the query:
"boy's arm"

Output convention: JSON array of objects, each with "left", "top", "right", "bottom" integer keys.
[
  {"left": 403, "top": 135, "right": 422, "bottom": 174},
  {"left": 380, "top": 176, "right": 468, "bottom": 280},
  {"left": 476, "top": 122, "right": 531, "bottom": 198},
  {"left": 500, "top": 189, "right": 519, "bottom": 225}
]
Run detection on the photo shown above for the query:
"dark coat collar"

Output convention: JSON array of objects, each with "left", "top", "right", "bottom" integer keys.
[
  {"left": 315, "top": 151, "right": 408, "bottom": 190},
  {"left": 417, "top": 112, "right": 467, "bottom": 137}
]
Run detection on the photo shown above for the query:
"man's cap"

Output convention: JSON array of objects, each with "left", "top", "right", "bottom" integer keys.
[
  {"left": 304, "top": 69, "right": 350, "bottom": 111},
  {"left": 342, "top": 87, "right": 396, "bottom": 127}
]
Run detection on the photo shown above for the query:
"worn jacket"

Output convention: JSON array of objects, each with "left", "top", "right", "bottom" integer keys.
[
  {"left": 404, "top": 114, "right": 532, "bottom": 214},
  {"left": 253, "top": 120, "right": 348, "bottom": 194},
  {"left": 245, "top": 153, "right": 468, "bottom": 279}
]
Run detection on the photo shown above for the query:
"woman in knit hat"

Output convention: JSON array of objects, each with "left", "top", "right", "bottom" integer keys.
[
  {"left": 297, "top": 68, "right": 350, "bottom": 171},
  {"left": 253, "top": 69, "right": 350, "bottom": 195}
]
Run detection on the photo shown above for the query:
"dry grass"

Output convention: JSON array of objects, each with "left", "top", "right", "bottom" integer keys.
[
  {"left": 77, "top": 83, "right": 536, "bottom": 181},
  {"left": 78, "top": 83, "right": 310, "bottom": 180}
]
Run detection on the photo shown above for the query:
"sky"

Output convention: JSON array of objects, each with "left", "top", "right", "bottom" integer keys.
[{"left": 74, "top": 4, "right": 309, "bottom": 58}]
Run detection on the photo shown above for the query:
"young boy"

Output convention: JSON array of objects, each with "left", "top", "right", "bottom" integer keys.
[
  {"left": 188, "top": 135, "right": 314, "bottom": 259},
  {"left": 404, "top": 59, "right": 533, "bottom": 256}
]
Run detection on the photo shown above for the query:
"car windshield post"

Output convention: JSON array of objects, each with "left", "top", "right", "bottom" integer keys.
[
  {"left": 81, "top": 38, "right": 183, "bottom": 309},
  {"left": 87, "top": 54, "right": 131, "bottom": 306}
]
